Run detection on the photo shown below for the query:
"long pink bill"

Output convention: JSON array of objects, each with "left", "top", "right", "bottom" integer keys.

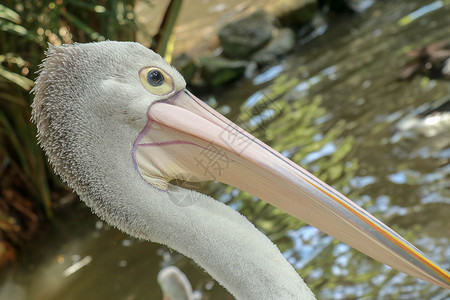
[{"left": 136, "top": 89, "right": 450, "bottom": 290}]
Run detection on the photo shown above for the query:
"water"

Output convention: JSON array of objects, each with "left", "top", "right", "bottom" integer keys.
[{"left": 2, "top": 0, "right": 449, "bottom": 299}]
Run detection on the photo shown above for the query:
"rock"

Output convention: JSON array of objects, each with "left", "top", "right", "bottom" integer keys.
[
  {"left": 252, "top": 28, "right": 296, "bottom": 66},
  {"left": 265, "top": 0, "right": 317, "bottom": 28},
  {"left": 199, "top": 55, "right": 246, "bottom": 87},
  {"left": 172, "top": 53, "right": 197, "bottom": 83},
  {"left": 218, "top": 10, "right": 275, "bottom": 60}
]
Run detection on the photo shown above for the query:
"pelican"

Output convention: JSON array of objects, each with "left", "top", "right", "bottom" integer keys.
[{"left": 32, "top": 41, "right": 450, "bottom": 299}]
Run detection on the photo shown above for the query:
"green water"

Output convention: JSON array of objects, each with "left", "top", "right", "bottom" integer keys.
[{"left": 1, "top": 0, "right": 449, "bottom": 299}]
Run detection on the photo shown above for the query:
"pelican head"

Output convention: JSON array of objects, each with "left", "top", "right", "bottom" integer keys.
[{"left": 32, "top": 41, "right": 450, "bottom": 299}]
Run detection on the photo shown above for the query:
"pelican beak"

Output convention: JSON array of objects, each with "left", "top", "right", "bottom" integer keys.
[{"left": 139, "top": 89, "right": 450, "bottom": 289}]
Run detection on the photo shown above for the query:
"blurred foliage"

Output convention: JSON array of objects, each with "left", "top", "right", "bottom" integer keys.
[{"left": 0, "top": 0, "right": 138, "bottom": 265}]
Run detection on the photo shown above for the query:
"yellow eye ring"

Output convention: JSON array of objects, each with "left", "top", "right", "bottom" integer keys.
[{"left": 139, "top": 67, "right": 174, "bottom": 95}]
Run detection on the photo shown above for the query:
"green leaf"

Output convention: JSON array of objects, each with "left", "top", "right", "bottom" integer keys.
[
  {"left": 0, "top": 4, "right": 21, "bottom": 24},
  {"left": 0, "top": 66, "right": 34, "bottom": 90},
  {"left": 0, "top": 18, "right": 27, "bottom": 36}
]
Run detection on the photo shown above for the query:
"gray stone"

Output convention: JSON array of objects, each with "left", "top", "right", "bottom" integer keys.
[
  {"left": 218, "top": 10, "right": 275, "bottom": 60},
  {"left": 252, "top": 28, "right": 296, "bottom": 66},
  {"left": 199, "top": 55, "right": 247, "bottom": 87}
]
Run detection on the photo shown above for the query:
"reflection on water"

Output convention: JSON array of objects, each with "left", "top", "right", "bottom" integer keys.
[{"left": 2, "top": 0, "right": 450, "bottom": 299}]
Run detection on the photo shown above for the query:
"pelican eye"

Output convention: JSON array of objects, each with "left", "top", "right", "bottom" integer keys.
[
  {"left": 139, "top": 67, "right": 173, "bottom": 95},
  {"left": 147, "top": 69, "right": 164, "bottom": 86}
]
